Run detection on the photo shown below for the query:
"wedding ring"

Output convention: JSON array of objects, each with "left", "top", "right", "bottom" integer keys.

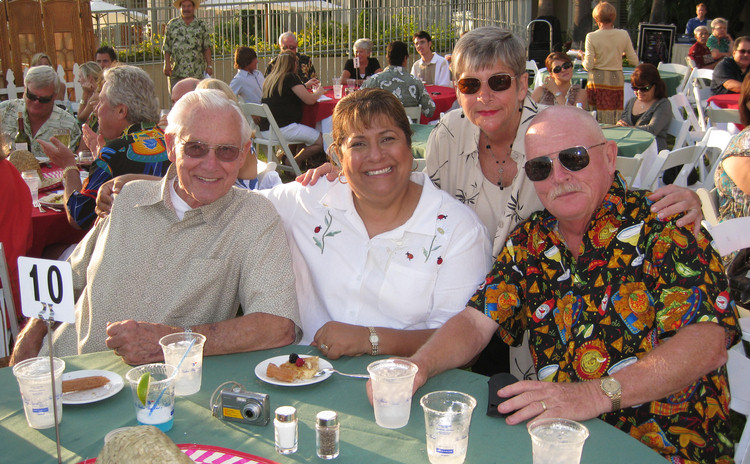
[
  {"left": 540, "top": 400, "right": 547, "bottom": 412},
  {"left": 319, "top": 343, "right": 328, "bottom": 352}
]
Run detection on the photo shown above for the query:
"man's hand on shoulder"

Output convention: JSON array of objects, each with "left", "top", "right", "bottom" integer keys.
[{"left": 106, "top": 320, "right": 176, "bottom": 365}]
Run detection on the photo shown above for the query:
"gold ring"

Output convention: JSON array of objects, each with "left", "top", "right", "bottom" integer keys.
[{"left": 540, "top": 400, "right": 547, "bottom": 412}]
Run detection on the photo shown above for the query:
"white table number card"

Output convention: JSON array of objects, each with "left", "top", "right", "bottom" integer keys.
[{"left": 17, "top": 257, "right": 75, "bottom": 323}]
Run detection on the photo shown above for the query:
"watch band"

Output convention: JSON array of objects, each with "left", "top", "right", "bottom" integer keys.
[
  {"left": 600, "top": 377, "right": 622, "bottom": 411},
  {"left": 368, "top": 326, "right": 379, "bottom": 356}
]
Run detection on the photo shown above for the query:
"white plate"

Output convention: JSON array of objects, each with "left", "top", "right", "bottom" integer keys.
[
  {"left": 255, "top": 355, "right": 332, "bottom": 386},
  {"left": 39, "top": 192, "right": 65, "bottom": 209},
  {"left": 62, "top": 369, "right": 124, "bottom": 404}
]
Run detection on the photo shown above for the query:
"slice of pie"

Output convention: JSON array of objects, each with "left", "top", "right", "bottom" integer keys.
[{"left": 266, "top": 354, "right": 320, "bottom": 383}]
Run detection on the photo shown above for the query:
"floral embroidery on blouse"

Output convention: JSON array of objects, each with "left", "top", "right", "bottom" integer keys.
[{"left": 312, "top": 211, "right": 341, "bottom": 253}]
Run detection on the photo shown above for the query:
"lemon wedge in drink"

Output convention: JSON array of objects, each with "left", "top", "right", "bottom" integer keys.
[{"left": 137, "top": 372, "right": 151, "bottom": 406}]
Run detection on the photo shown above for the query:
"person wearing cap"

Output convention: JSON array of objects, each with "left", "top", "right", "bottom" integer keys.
[{"left": 163, "top": 0, "right": 212, "bottom": 90}]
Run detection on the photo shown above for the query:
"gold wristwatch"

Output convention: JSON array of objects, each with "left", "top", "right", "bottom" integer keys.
[
  {"left": 600, "top": 377, "right": 622, "bottom": 411},
  {"left": 368, "top": 327, "right": 379, "bottom": 355}
]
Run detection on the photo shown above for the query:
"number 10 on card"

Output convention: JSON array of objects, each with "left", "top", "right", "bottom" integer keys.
[{"left": 17, "top": 257, "right": 75, "bottom": 323}]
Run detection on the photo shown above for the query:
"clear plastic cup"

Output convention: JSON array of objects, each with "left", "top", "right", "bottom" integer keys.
[
  {"left": 333, "top": 84, "right": 343, "bottom": 99},
  {"left": 159, "top": 332, "right": 206, "bottom": 396},
  {"left": 21, "top": 171, "right": 40, "bottom": 205},
  {"left": 367, "top": 359, "right": 418, "bottom": 429},
  {"left": 527, "top": 418, "right": 589, "bottom": 464},
  {"left": 12, "top": 357, "right": 65, "bottom": 429},
  {"left": 125, "top": 364, "right": 177, "bottom": 432},
  {"left": 420, "top": 391, "right": 476, "bottom": 464}
]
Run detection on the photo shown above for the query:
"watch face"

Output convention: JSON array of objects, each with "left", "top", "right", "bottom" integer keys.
[{"left": 602, "top": 377, "right": 620, "bottom": 394}]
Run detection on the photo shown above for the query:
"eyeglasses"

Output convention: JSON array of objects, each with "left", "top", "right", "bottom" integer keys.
[
  {"left": 551, "top": 62, "right": 573, "bottom": 74},
  {"left": 737, "top": 49, "right": 750, "bottom": 55},
  {"left": 25, "top": 90, "right": 55, "bottom": 104},
  {"left": 456, "top": 73, "right": 516, "bottom": 94},
  {"left": 178, "top": 138, "right": 241, "bottom": 162},
  {"left": 631, "top": 84, "right": 652, "bottom": 92},
  {"left": 523, "top": 142, "right": 606, "bottom": 181}
]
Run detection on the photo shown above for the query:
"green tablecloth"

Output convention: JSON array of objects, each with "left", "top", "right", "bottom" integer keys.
[
  {"left": 538, "top": 67, "right": 683, "bottom": 97},
  {"left": 0, "top": 347, "right": 665, "bottom": 463},
  {"left": 602, "top": 125, "right": 656, "bottom": 158},
  {"left": 411, "top": 123, "right": 435, "bottom": 159}
]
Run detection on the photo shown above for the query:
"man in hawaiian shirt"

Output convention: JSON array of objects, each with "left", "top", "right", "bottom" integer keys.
[
  {"left": 400, "top": 106, "right": 740, "bottom": 463},
  {"left": 362, "top": 40, "right": 435, "bottom": 117},
  {"left": 163, "top": 0, "right": 213, "bottom": 90},
  {"left": 265, "top": 32, "right": 317, "bottom": 83}
]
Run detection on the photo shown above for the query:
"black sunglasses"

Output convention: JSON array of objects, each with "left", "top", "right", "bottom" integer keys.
[
  {"left": 524, "top": 142, "right": 606, "bottom": 182},
  {"left": 178, "top": 138, "right": 241, "bottom": 162},
  {"left": 551, "top": 62, "right": 573, "bottom": 74},
  {"left": 631, "top": 84, "right": 652, "bottom": 92},
  {"left": 25, "top": 90, "right": 55, "bottom": 104},
  {"left": 456, "top": 73, "right": 516, "bottom": 94}
]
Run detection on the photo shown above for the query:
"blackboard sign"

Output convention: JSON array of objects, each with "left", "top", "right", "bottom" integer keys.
[{"left": 637, "top": 23, "right": 676, "bottom": 65}]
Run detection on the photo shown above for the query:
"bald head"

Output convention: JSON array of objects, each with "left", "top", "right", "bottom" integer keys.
[
  {"left": 527, "top": 106, "right": 604, "bottom": 143},
  {"left": 171, "top": 78, "right": 200, "bottom": 105}
]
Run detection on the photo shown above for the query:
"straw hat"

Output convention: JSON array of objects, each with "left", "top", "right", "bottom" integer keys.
[
  {"left": 97, "top": 426, "right": 193, "bottom": 464},
  {"left": 173, "top": 0, "right": 199, "bottom": 8}
]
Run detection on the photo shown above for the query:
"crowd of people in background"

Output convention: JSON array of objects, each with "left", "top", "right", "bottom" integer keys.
[{"left": 3, "top": 2, "right": 750, "bottom": 462}]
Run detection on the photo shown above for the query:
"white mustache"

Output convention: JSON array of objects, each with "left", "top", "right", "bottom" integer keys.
[{"left": 548, "top": 182, "right": 582, "bottom": 201}]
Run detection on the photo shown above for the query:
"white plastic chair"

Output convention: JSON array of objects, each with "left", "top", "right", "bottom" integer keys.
[
  {"left": 657, "top": 62, "right": 690, "bottom": 94},
  {"left": 696, "top": 187, "right": 720, "bottom": 227},
  {"left": 694, "top": 128, "right": 733, "bottom": 189},
  {"left": 706, "top": 107, "right": 741, "bottom": 128},
  {"left": 525, "top": 60, "right": 540, "bottom": 89},
  {"left": 727, "top": 347, "right": 750, "bottom": 464},
  {"left": 404, "top": 106, "right": 422, "bottom": 124},
  {"left": 639, "top": 144, "right": 706, "bottom": 190},
  {"left": 686, "top": 68, "right": 714, "bottom": 130},
  {"left": 669, "top": 92, "right": 705, "bottom": 141},
  {"left": 615, "top": 153, "right": 644, "bottom": 186},
  {"left": 666, "top": 119, "right": 691, "bottom": 149},
  {"left": 685, "top": 56, "right": 697, "bottom": 69},
  {"left": 240, "top": 102, "right": 302, "bottom": 176}
]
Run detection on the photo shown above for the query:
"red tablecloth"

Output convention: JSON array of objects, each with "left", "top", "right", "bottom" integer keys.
[
  {"left": 707, "top": 93, "right": 745, "bottom": 130},
  {"left": 301, "top": 85, "right": 456, "bottom": 128}
]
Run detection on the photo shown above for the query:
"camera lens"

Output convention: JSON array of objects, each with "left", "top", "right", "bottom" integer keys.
[{"left": 243, "top": 402, "right": 261, "bottom": 420}]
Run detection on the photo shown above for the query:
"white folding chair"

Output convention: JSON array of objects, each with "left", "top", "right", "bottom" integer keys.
[
  {"left": 525, "top": 60, "right": 540, "bottom": 89},
  {"left": 694, "top": 128, "right": 733, "bottom": 189},
  {"left": 639, "top": 144, "right": 706, "bottom": 190},
  {"left": 657, "top": 62, "right": 690, "bottom": 94},
  {"left": 727, "top": 347, "right": 750, "bottom": 464},
  {"left": 686, "top": 68, "right": 714, "bottom": 130},
  {"left": 615, "top": 153, "right": 644, "bottom": 186},
  {"left": 685, "top": 56, "right": 697, "bottom": 69},
  {"left": 706, "top": 107, "right": 742, "bottom": 128},
  {"left": 696, "top": 187, "right": 720, "bottom": 227},
  {"left": 669, "top": 92, "right": 705, "bottom": 141},
  {"left": 666, "top": 119, "right": 691, "bottom": 149},
  {"left": 321, "top": 132, "right": 340, "bottom": 167},
  {"left": 0, "top": 244, "right": 21, "bottom": 358},
  {"left": 240, "top": 103, "right": 302, "bottom": 176},
  {"left": 404, "top": 106, "right": 422, "bottom": 124}
]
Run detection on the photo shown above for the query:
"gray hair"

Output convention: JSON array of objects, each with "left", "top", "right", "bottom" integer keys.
[
  {"left": 711, "top": 18, "right": 728, "bottom": 28},
  {"left": 694, "top": 25, "right": 709, "bottom": 36},
  {"left": 24, "top": 65, "right": 60, "bottom": 92},
  {"left": 101, "top": 65, "right": 159, "bottom": 124},
  {"left": 450, "top": 27, "right": 526, "bottom": 79},
  {"left": 353, "top": 38, "right": 373, "bottom": 54},
  {"left": 278, "top": 31, "right": 296, "bottom": 47},
  {"left": 166, "top": 89, "right": 252, "bottom": 147}
]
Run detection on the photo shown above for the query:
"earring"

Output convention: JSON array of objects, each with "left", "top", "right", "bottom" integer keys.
[{"left": 338, "top": 170, "right": 348, "bottom": 184}]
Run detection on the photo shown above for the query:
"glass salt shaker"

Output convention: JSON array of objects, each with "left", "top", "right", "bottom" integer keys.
[
  {"left": 274, "top": 406, "right": 298, "bottom": 454},
  {"left": 316, "top": 410, "right": 339, "bottom": 459}
]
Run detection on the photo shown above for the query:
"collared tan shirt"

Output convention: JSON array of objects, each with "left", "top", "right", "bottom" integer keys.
[{"left": 49, "top": 165, "right": 301, "bottom": 356}]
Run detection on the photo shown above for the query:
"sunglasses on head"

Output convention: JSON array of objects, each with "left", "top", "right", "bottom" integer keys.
[
  {"left": 25, "top": 90, "right": 55, "bottom": 104},
  {"left": 551, "top": 62, "right": 573, "bottom": 74},
  {"left": 524, "top": 142, "right": 606, "bottom": 182},
  {"left": 456, "top": 73, "right": 516, "bottom": 94},
  {"left": 631, "top": 84, "right": 652, "bottom": 92},
  {"left": 178, "top": 138, "right": 241, "bottom": 162}
]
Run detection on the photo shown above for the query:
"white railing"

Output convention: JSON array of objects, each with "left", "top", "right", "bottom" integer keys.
[{"left": 2, "top": 64, "right": 83, "bottom": 111}]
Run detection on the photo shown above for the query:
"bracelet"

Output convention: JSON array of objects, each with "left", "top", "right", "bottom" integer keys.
[{"left": 62, "top": 165, "right": 79, "bottom": 177}]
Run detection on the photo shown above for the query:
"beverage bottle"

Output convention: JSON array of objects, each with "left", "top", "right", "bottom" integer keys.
[{"left": 15, "top": 112, "right": 30, "bottom": 151}]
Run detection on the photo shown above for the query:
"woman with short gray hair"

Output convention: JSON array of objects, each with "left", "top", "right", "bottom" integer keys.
[
  {"left": 708, "top": 17, "right": 733, "bottom": 61},
  {"left": 340, "top": 37, "right": 381, "bottom": 84}
]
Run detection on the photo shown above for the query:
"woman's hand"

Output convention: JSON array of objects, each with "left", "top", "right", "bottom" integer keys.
[
  {"left": 616, "top": 119, "right": 629, "bottom": 127},
  {"left": 305, "top": 78, "right": 321, "bottom": 89},
  {"left": 296, "top": 162, "right": 340, "bottom": 186},
  {"left": 648, "top": 185, "right": 703, "bottom": 237},
  {"left": 312, "top": 322, "right": 370, "bottom": 359}
]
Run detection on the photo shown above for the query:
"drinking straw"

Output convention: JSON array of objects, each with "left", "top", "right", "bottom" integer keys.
[{"left": 149, "top": 336, "right": 197, "bottom": 415}]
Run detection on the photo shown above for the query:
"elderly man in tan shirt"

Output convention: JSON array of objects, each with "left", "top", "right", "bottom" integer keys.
[{"left": 11, "top": 89, "right": 301, "bottom": 366}]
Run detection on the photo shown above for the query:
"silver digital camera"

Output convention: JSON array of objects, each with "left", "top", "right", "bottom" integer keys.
[{"left": 218, "top": 387, "right": 270, "bottom": 426}]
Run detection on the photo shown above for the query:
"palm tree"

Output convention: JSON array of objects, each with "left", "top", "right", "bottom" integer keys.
[
  {"left": 649, "top": 0, "right": 666, "bottom": 23},
  {"left": 572, "top": 0, "right": 592, "bottom": 49}
]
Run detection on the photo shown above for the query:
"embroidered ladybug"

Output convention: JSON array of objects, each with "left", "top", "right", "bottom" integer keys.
[
  {"left": 437, "top": 214, "right": 448, "bottom": 220},
  {"left": 314, "top": 226, "right": 322, "bottom": 233},
  {"left": 437, "top": 256, "right": 443, "bottom": 265},
  {"left": 406, "top": 252, "right": 413, "bottom": 260}
]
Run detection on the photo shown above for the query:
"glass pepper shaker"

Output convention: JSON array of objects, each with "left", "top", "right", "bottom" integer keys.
[
  {"left": 274, "top": 406, "right": 298, "bottom": 454},
  {"left": 316, "top": 410, "right": 339, "bottom": 459}
]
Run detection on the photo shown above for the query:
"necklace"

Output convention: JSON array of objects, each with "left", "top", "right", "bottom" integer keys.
[{"left": 485, "top": 141, "right": 513, "bottom": 190}]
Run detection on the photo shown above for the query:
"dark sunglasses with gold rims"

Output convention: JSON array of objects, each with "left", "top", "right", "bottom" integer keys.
[
  {"left": 25, "top": 90, "right": 55, "bottom": 104},
  {"left": 456, "top": 73, "right": 516, "bottom": 94},
  {"left": 551, "top": 62, "right": 573, "bottom": 74},
  {"left": 523, "top": 142, "right": 606, "bottom": 182}
]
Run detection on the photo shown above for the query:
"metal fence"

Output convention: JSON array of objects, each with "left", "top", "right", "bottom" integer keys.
[{"left": 97, "top": 0, "right": 531, "bottom": 86}]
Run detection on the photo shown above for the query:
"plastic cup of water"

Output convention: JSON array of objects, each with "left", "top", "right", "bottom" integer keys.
[
  {"left": 12, "top": 357, "right": 65, "bottom": 429},
  {"left": 527, "top": 418, "right": 589, "bottom": 464},
  {"left": 420, "top": 391, "right": 476, "bottom": 464},
  {"left": 367, "top": 359, "right": 418, "bottom": 429},
  {"left": 21, "top": 171, "right": 40, "bottom": 205},
  {"left": 125, "top": 363, "right": 177, "bottom": 432},
  {"left": 159, "top": 332, "right": 206, "bottom": 396},
  {"left": 333, "top": 84, "right": 343, "bottom": 99}
]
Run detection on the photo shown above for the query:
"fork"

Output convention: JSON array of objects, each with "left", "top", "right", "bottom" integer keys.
[{"left": 315, "top": 368, "right": 369, "bottom": 379}]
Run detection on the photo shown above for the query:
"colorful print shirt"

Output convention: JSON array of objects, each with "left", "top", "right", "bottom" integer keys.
[
  {"left": 362, "top": 66, "right": 436, "bottom": 117},
  {"left": 265, "top": 52, "right": 317, "bottom": 82},
  {"left": 163, "top": 17, "right": 211, "bottom": 79},
  {"left": 69, "top": 122, "right": 170, "bottom": 229},
  {"left": 468, "top": 175, "right": 739, "bottom": 463}
]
